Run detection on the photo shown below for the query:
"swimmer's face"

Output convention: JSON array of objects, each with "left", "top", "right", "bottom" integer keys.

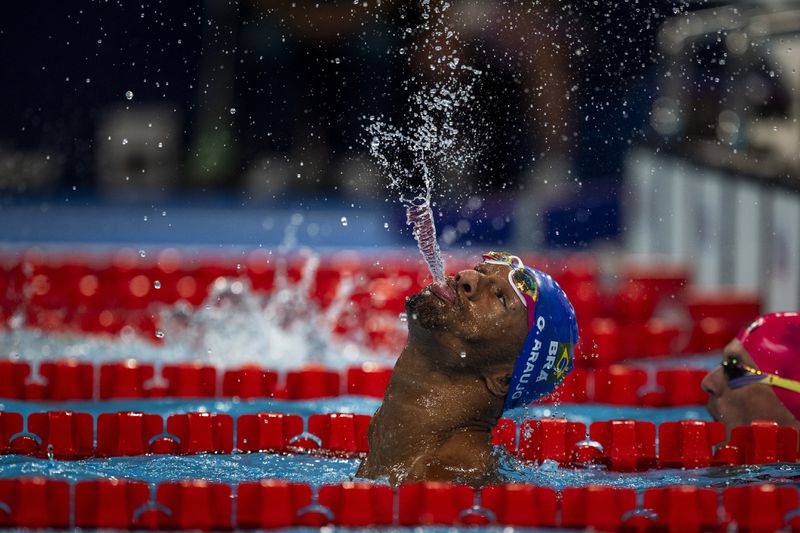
[
  {"left": 405, "top": 262, "right": 529, "bottom": 368},
  {"left": 701, "top": 339, "right": 797, "bottom": 433}
]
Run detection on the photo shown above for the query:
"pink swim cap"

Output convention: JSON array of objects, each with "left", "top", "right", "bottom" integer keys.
[{"left": 737, "top": 312, "right": 800, "bottom": 418}]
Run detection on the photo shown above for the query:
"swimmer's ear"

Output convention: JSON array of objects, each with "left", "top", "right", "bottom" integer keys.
[{"left": 484, "top": 371, "right": 511, "bottom": 398}]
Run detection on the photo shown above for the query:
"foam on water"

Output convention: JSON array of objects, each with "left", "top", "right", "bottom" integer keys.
[{"left": 157, "top": 268, "right": 363, "bottom": 369}]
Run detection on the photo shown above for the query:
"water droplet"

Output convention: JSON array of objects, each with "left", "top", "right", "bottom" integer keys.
[
  {"left": 370, "top": 136, "right": 380, "bottom": 150},
  {"left": 143, "top": 215, "right": 148, "bottom": 222},
  {"left": 229, "top": 108, "right": 236, "bottom": 115},
  {"left": 398, "top": 312, "right": 408, "bottom": 322},
  {"left": 460, "top": 351, "right": 467, "bottom": 358},
  {"left": 539, "top": 459, "right": 559, "bottom": 472},
  {"left": 138, "top": 250, "right": 146, "bottom": 258},
  {"left": 125, "top": 90, "right": 134, "bottom": 100},
  {"left": 121, "top": 138, "right": 129, "bottom": 145},
  {"left": 157, "top": 142, "right": 163, "bottom": 148},
  {"left": 155, "top": 330, "right": 165, "bottom": 339},
  {"left": 383, "top": 222, "right": 389, "bottom": 229},
  {"left": 340, "top": 217, "right": 348, "bottom": 227},
  {"left": 153, "top": 280, "right": 161, "bottom": 289}
]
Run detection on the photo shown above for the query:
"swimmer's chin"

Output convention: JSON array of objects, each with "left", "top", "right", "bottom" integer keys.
[{"left": 405, "top": 290, "right": 451, "bottom": 331}]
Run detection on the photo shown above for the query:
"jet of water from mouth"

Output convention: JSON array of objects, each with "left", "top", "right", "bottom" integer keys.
[
  {"left": 406, "top": 201, "right": 445, "bottom": 285},
  {"left": 366, "top": 2, "right": 481, "bottom": 285}
]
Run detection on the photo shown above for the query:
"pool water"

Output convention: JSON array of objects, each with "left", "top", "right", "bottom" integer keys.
[
  {"left": 0, "top": 267, "right": 796, "bottom": 531},
  {"left": 2, "top": 393, "right": 799, "bottom": 491},
  {"left": 1, "top": 324, "right": 796, "bottom": 492},
  {"left": 3, "top": 444, "right": 799, "bottom": 490}
]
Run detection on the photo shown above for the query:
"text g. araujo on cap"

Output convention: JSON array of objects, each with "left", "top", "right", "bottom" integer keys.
[{"left": 503, "top": 266, "right": 579, "bottom": 412}]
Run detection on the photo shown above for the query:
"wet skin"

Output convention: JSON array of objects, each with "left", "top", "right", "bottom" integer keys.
[
  {"left": 356, "top": 263, "right": 529, "bottom": 486},
  {"left": 701, "top": 339, "right": 800, "bottom": 435}
]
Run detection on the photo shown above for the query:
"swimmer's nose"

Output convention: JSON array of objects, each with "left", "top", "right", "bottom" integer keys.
[
  {"left": 455, "top": 269, "right": 480, "bottom": 299},
  {"left": 701, "top": 367, "right": 725, "bottom": 398}
]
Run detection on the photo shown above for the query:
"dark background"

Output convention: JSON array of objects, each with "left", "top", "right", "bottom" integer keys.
[{"left": 0, "top": 1, "right": 694, "bottom": 247}]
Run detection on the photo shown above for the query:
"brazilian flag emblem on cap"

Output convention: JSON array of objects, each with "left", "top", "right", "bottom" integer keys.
[{"left": 548, "top": 342, "right": 574, "bottom": 384}]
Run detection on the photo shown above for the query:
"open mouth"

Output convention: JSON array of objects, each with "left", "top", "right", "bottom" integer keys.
[{"left": 429, "top": 280, "right": 456, "bottom": 305}]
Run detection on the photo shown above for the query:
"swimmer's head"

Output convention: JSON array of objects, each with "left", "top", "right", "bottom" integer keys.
[
  {"left": 481, "top": 252, "right": 580, "bottom": 411},
  {"left": 701, "top": 312, "right": 800, "bottom": 431},
  {"left": 404, "top": 251, "right": 579, "bottom": 412}
]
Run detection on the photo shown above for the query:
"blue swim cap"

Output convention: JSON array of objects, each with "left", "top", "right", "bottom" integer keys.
[{"left": 502, "top": 266, "right": 579, "bottom": 412}]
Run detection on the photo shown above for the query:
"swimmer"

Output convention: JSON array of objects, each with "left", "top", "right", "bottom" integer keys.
[
  {"left": 701, "top": 312, "right": 800, "bottom": 433},
  {"left": 356, "top": 252, "right": 578, "bottom": 486}
]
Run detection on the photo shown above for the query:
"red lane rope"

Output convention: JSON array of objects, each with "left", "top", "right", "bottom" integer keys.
[
  {"left": 1, "top": 251, "right": 761, "bottom": 358},
  {"left": 1, "top": 358, "right": 714, "bottom": 406},
  {"left": 0, "top": 360, "right": 391, "bottom": 402},
  {"left": 0, "top": 410, "right": 796, "bottom": 470},
  {"left": 0, "top": 477, "right": 796, "bottom": 530}
]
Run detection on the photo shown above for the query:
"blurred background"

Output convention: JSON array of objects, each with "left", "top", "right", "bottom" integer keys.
[
  {"left": 0, "top": 3, "right": 799, "bottom": 510},
  {"left": 0, "top": 0, "right": 798, "bottom": 312}
]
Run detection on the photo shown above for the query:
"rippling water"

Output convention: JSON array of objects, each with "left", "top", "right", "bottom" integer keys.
[
  {"left": 2, "top": 443, "right": 799, "bottom": 491},
  {"left": 2, "top": 393, "right": 798, "bottom": 490}
]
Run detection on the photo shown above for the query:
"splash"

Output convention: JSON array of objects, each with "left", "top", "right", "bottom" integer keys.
[
  {"left": 157, "top": 255, "right": 383, "bottom": 369},
  {"left": 0, "top": 253, "right": 399, "bottom": 371},
  {"left": 366, "top": 1, "right": 481, "bottom": 286},
  {"left": 366, "top": 75, "right": 480, "bottom": 206}
]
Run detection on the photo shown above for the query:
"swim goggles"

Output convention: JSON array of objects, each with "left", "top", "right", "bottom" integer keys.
[
  {"left": 721, "top": 356, "right": 800, "bottom": 394},
  {"left": 481, "top": 251, "right": 539, "bottom": 329}
]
